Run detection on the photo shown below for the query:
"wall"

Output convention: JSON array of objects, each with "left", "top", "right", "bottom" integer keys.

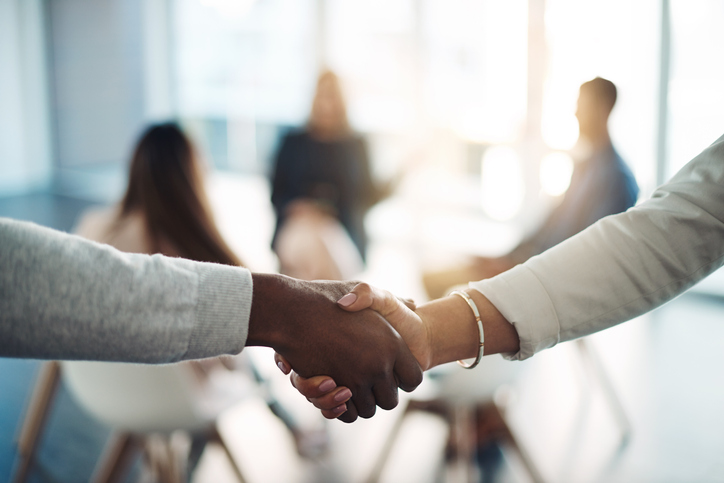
[
  {"left": 0, "top": 0, "right": 53, "bottom": 196},
  {"left": 46, "top": 0, "right": 174, "bottom": 201}
]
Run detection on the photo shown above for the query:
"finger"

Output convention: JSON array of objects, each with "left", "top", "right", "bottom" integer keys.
[
  {"left": 289, "top": 372, "right": 338, "bottom": 399},
  {"left": 308, "top": 387, "right": 353, "bottom": 411},
  {"left": 337, "top": 400, "right": 359, "bottom": 423},
  {"left": 336, "top": 282, "right": 372, "bottom": 310},
  {"left": 352, "top": 388, "right": 377, "bottom": 419},
  {"left": 321, "top": 404, "right": 349, "bottom": 420},
  {"left": 394, "top": 346, "right": 424, "bottom": 393},
  {"left": 372, "top": 381, "right": 399, "bottom": 411},
  {"left": 274, "top": 352, "right": 291, "bottom": 375}
]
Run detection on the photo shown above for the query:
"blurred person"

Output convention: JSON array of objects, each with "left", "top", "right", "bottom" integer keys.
[
  {"left": 424, "top": 77, "right": 639, "bottom": 299},
  {"left": 76, "top": 123, "right": 244, "bottom": 400},
  {"left": 270, "top": 70, "right": 387, "bottom": 280},
  {"left": 75, "top": 122, "right": 241, "bottom": 267},
  {"left": 73, "top": 123, "right": 325, "bottom": 468}
]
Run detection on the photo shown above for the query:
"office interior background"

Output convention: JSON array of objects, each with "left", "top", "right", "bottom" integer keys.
[{"left": 1, "top": 0, "right": 724, "bottom": 482}]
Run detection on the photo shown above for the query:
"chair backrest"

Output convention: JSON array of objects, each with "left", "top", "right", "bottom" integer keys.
[{"left": 61, "top": 361, "right": 210, "bottom": 434}]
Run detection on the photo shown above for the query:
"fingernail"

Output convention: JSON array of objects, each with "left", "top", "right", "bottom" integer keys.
[
  {"left": 337, "top": 293, "right": 357, "bottom": 306},
  {"left": 334, "top": 388, "right": 352, "bottom": 402},
  {"left": 277, "top": 361, "right": 288, "bottom": 374},
  {"left": 333, "top": 404, "right": 347, "bottom": 414},
  {"left": 318, "top": 379, "right": 336, "bottom": 392}
]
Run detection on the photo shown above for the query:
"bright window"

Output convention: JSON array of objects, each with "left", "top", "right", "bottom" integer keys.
[
  {"left": 667, "top": 0, "right": 724, "bottom": 177},
  {"left": 543, "top": 0, "right": 660, "bottom": 195}
]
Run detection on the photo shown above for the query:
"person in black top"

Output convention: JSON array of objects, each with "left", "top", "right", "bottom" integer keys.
[{"left": 271, "top": 71, "right": 384, "bottom": 279}]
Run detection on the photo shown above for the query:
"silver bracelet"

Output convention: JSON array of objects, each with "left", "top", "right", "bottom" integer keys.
[{"left": 449, "top": 290, "right": 485, "bottom": 369}]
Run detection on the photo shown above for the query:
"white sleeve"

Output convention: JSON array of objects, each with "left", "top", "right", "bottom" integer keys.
[{"left": 472, "top": 134, "right": 724, "bottom": 360}]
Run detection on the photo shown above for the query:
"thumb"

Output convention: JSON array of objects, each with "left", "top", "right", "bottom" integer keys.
[{"left": 336, "top": 283, "right": 404, "bottom": 319}]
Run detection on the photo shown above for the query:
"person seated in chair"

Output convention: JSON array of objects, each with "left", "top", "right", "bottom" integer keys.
[
  {"left": 270, "top": 70, "right": 389, "bottom": 281},
  {"left": 424, "top": 77, "right": 639, "bottom": 299},
  {"left": 75, "top": 123, "right": 325, "bottom": 476}
]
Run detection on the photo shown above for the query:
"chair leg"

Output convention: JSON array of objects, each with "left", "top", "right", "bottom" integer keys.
[
  {"left": 92, "top": 433, "right": 141, "bottom": 483},
  {"left": 450, "top": 404, "right": 478, "bottom": 483},
  {"left": 576, "top": 338, "right": 633, "bottom": 441},
  {"left": 490, "top": 402, "right": 545, "bottom": 483},
  {"left": 12, "top": 361, "right": 61, "bottom": 483},
  {"left": 364, "top": 401, "right": 414, "bottom": 483},
  {"left": 211, "top": 427, "right": 247, "bottom": 483}
]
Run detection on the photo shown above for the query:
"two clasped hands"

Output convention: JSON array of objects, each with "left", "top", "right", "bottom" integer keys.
[{"left": 247, "top": 273, "right": 520, "bottom": 423}]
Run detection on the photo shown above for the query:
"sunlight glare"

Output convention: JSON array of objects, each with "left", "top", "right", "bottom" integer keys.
[
  {"left": 540, "top": 151, "right": 574, "bottom": 196},
  {"left": 481, "top": 146, "right": 525, "bottom": 221},
  {"left": 541, "top": 82, "right": 579, "bottom": 150}
]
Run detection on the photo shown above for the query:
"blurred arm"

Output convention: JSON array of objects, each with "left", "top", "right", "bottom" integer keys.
[{"left": 0, "top": 218, "right": 251, "bottom": 363}]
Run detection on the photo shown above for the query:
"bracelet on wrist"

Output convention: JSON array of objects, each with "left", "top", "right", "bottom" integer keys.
[{"left": 449, "top": 290, "right": 485, "bottom": 369}]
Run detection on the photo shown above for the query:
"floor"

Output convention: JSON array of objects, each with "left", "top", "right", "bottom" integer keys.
[{"left": 2, "top": 179, "right": 724, "bottom": 483}]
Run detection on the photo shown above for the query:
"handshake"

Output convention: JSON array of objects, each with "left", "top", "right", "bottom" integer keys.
[{"left": 247, "top": 274, "right": 520, "bottom": 423}]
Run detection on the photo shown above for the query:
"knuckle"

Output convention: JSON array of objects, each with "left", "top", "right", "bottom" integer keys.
[
  {"left": 379, "top": 395, "right": 398, "bottom": 411},
  {"left": 360, "top": 406, "right": 377, "bottom": 419},
  {"left": 355, "top": 282, "right": 371, "bottom": 295},
  {"left": 412, "top": 369, "right": 423, "bottom": 387},
  {"left": 339, "top": 412, "right": 357, "bottom": 423}
]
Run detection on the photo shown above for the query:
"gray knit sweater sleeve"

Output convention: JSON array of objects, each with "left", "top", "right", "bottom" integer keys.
[{"left": 0, "top": 218, "right": 252, "bottom": 363}]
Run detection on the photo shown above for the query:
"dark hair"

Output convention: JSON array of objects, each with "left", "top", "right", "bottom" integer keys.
[
  {"left": 581, "top": 77, "right": 617, "bottom": 113},
  {"left": 118, "top": 122, "right": 242, "bottom": 267}
]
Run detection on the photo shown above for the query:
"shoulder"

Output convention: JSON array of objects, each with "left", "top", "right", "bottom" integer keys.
[
  {"left": 603, "top": 147, "right": 640, "bottom": 203},
  {"left": 76, "top": 208, "right": 154, "bottom": 254},
  {"left": 609, "top": 148, "right": 638, "bottom": 185},
  {"left": 347, "top": 133, "right": 366, "bottom": 147},
  {"left": 74, "top": 206, "right": 120, "bottom": 241},
  {"left": 282, "top": 129, "right": 311, "bottom": 145},
  {"left": 276, "top": 130, "right": 312, "bottom": 159}
]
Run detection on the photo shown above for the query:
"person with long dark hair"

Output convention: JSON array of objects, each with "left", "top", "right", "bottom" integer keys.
[{"left": 76, "top": 122, "right": 241, "bottom": 267}]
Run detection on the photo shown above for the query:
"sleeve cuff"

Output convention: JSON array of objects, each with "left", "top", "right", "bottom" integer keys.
[
  {"left": 469, "top": 265, "right": 560, "bottom": 361},
  {"left": 185, "top": 264, "right": 253, "bottom": 360}
]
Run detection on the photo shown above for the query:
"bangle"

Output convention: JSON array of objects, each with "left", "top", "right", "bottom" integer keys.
[{"left": 449, "top": 290, "right": 485, "bottom": 369}]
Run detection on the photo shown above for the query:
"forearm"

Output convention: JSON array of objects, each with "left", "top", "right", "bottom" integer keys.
[
  {"left": 417, "top": 290, "right": 519, "bottom": 368},
  {"left": 0, "top": 218, "right": 251, "bottom": 362}
]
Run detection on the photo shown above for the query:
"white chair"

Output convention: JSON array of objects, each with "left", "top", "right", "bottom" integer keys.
[
  {"left": 61, "top": 360, "right": 256, "bottom": 483},
  {"left": 365, "top": 355, "right": 544, "bottom": 483}
]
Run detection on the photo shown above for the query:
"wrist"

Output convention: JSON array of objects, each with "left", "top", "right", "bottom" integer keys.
[
  {"left": 247, "top": 273, "right": 295, "bottom": 350},
  {"left": 416, "top": 295, "right": 479, "bottom": 369},
  {"left": 416, "top": 290, "right": 520, "bottom": 368},
  {"left": 466, "top": 289, "right": 520, "bottom": 355}
]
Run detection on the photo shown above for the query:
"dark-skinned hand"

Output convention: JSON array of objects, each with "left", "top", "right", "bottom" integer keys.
[{"left": 247, "top": 274, "right": 423, "bottom": 422}]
